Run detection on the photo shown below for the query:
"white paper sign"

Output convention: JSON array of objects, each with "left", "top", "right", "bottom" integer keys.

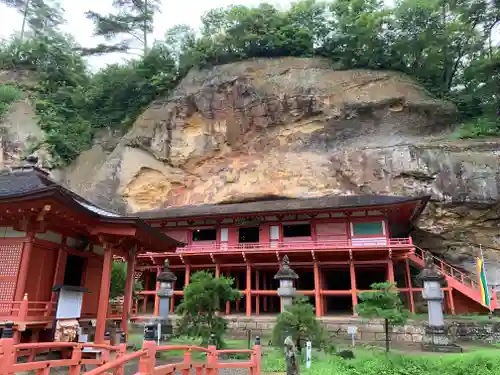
[
  {"left": 56, "top": 289, "right": 84, "bottom": 319},
  {"left": 305, "top": 340, "right": 312, "bottom": 369}
]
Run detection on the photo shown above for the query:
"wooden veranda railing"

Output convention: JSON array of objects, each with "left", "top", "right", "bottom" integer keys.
[
  {"left": 0, "top": 334, "right": 262, "bottom": 375},
  {"left": 0, "top": 294, "right": 56, "bottom": 322}
]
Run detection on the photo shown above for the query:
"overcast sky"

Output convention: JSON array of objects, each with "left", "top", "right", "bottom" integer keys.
[{"left": 0, "top": 0, "right": 287, "bottom": 70}]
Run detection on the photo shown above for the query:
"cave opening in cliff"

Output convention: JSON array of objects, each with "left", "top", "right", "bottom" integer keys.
[{"left": 239, "top": 227, "right": 260, "bottom": 243}]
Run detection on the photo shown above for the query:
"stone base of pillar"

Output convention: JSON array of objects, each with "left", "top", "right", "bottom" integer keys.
[
  {"left": 421, "top": 326, "right": 462, "bottom": 353},
  {"left": 144, "top": 317, "right": 174, "bottom": 342}
]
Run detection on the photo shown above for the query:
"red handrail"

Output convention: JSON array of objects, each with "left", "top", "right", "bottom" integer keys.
[{"left": 138, "top": 237, "right": 412, "bottom": 255}]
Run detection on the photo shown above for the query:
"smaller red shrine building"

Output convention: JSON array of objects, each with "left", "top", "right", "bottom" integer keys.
[
  {"left": 0, "top": 165, "right": 180, "bottom": 344},
  {"left": 133, "top": 195, "right": 497, "bottom": 317}
]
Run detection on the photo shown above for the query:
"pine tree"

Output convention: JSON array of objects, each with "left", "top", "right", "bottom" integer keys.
[
  {"left": 0, "top": 0, "right": 64, "bottom": 42},
  {"left": 85, "top": 0, "right": 162, "bottom": 56}
]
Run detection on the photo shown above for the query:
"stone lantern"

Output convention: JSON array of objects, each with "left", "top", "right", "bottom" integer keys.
[
  {"left": 144, "top": 259, "right": 177, "bottom": 342},
  {"left": 418, "top": 251, "right": 462, "bottom": 353},
  {"left": 274, "top": 255, "right": 298, "bottom": 311}
]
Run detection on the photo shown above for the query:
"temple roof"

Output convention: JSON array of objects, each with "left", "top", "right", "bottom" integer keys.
[
  {"left": 0, "top": 166, "right": 182, "bottom": 249},
  {"left": 136, "top": 194, "right": 431, "bottom": 220}
]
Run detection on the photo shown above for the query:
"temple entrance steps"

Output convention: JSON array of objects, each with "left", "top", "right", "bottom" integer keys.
[{"left": 408, "top": 246, "right": 498, "bottom": 312}]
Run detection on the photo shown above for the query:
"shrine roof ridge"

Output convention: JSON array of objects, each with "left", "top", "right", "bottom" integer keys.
[{"left": 135, "top": 194, "right": 431, "bottom": 220}]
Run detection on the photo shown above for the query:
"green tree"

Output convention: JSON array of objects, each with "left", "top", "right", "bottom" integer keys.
[
  {"left": 0, "top": 0, "right": 64, "bottom": 42},
  {"left": 175, "top": 271, "right": 240, "bottom": 347},
  {"left": 85, "top": 0, "right": 162, "bottom": 56},
  {"left": 110, "top": 261, "right": 143, "bottom": 300},
  {"left": 272, "top": 295, "right": 330, "bottom": 352},
  {"left": 356, "top": 281, "right": 409, "bottom": 352}
]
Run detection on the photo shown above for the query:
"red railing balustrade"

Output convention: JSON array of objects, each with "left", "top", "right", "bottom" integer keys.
[
  {"left": 173, "top": 237, "right": 413, "bottom": 253},
  {"left": 0, "top": 295, "right": 56, "bottom": 322}
]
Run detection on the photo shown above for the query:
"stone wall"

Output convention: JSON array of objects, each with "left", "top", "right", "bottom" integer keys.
[{"left": 222, "top": 316, "right": 500, "bottom": 344}]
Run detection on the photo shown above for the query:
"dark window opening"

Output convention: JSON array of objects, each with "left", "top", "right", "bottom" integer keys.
[
  {"left": 192, "top": 229, "right": 217, "bottom": 241},
  {"left": 283, "top": 224, "right": 311, "bottom": 237},
  {"left": 63, "top": 255, "right": 85, "bottom": 287},
  {"left": 239, "top": 227, "right": 260, "bottom": 243}
]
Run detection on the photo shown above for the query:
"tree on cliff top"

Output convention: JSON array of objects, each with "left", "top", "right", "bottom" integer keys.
[
  {"left": 85, "top": 0, "right": 162, "bottom": 56},
  {"left": 356, "top": 281, "right": 409, "bottom": 353},
  {"left": 175, "top": 271, "right": 240, "bottom": 347}
]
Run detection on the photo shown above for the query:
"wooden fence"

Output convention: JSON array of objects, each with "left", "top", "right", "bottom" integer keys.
[{"left": 0, "top": 334, "right": 262, "bottom": 375}]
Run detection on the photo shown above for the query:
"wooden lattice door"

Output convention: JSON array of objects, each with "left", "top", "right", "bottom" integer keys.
[{"left": 0, "top": 242, "right": 23, "bottom": 313}]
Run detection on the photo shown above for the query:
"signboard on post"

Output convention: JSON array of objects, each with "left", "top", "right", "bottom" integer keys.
[
  {"left": 347, "top": 326, "right": 358, "bottom": 347},
  {"left": 305, "top": 340, "right": 312, "bottom": 369}
]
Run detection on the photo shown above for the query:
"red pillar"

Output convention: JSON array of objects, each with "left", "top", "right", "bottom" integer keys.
[
  {"left": 350, "top": 262, "right": 358, "bottom": 316},
  {"left": 15, "top": 233, "right": 34, "bottom": 301},
  {"left": 447, "top": 288, "right": 456, "bottom": 315},
  {"left": 185, "top": 264, "right": 191, "bottom": 285},
  {"left": 387, "top": 259, "right": 395, "bottom": 283},
  {"left": 225, "top": 270, "right": 231, "bottom": 315},
  {"left": 263, "top": 273, "right": 268, "bottom": 313},
  {"left": 142, "top": 271, "right": 150, "bottom": 313},
  {"left": 122, "top": 253, "right": 136, "bottom": 332},
  {"left": 405, "top": 258, "right": 415, "bottom": 313},
  {"left": 313, "top": 262, "right": 322, "bottom": 317},
  {"left": 215, "top": 264, "right": 220, "bottom": 278},
  {"left": 95, "top": 245, "right": 113, "bottom": 344},
  {"left": 154, "top": 266, "right": 160, "bottom": 316},
  {"left": 255, "top": 269, "right": 260, "bottom": 316},
  {"left": 236, "top": 274, "right": 240, "bottom": 313},
  {"left": 246, "top": 263, "right": 252, "bottom": 317}
]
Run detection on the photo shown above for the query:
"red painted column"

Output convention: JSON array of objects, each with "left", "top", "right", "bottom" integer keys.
[
  {"left": 263, "top": 273, "right": 268, "bottom": 313},
  {"left": 350, "top": 262, "right": 358, "bottom": 316},
  {"left": 236, "top": 275, "right": 241, "bottom": 313},
  {"left": 447, "top": 288, "right": 456, "bottom": 315},
  {"left": 122, "top": 252, "right": 136, "bottom": 332},
  {"left": 313, "top": 262, "right": 322, "bottom": 317},
  {"left": 255, "top": 269, "right": 260, "bottom": 315},
  {"left": 246, "top": 263, "right": 252, "bottom": 317},
  {"left": 185, "top": 264, "right": 191, "bottom": 286},
  {"left": 95, "top": 245, "right": 113, "bottom": 344},
  {"left": 154, "top": 266, "right": 160, "bottom": 316},
  {"left": 387, "top": 259, "right": 395, "bottom": 283},
  {"left": 51, "top": 245, "right": 67, "bottom": 302},
  {"left": 142, "top": 271, "right": 150, "bottom": 313},
  {"left": 15, "top": 232, "right": 34, "bottom": 301},
  {"left": 405, "top": 258, "right": 415, "bottom": 313},
  {"left": 215, "top": 264, "right": 220, "bottom": 278},
  {"left": 225, "top": 270, "right": 231, "bottom": 315}
]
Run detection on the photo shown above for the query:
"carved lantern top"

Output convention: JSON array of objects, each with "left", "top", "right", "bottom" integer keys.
[
  {"left": 157, "top": 259, "right": 177, "bottom": 282},
  {"left": 274, "top": 255, "right": 299, "bottom": 280},
  {"left": 418, "top": 251, "right": 445, "bottom": 284}
]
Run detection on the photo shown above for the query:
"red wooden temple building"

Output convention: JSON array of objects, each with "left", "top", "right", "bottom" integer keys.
[
  {"left": 133, "top": 195, "right": 497, "bottom": 317},
  {"left": 0, "top": 163, "right": 496, "bottom": 346},
  {"left": 0, "top": 165, "right": 180, "bottom": 344}
]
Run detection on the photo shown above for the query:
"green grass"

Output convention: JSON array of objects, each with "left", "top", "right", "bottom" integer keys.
[
  {"left": 263, "top": 345, "right": 500, "bottom": 375},
  {"left": 0, "top": 84, "right": 23, "bottom": 119}
]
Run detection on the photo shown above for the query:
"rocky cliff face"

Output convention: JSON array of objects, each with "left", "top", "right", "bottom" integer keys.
[{"left": 49, "top": 57, "right": 500, "bottom": 283}]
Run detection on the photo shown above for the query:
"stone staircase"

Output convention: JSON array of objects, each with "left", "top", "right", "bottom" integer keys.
[{"left": 408, "top": 246, "right": 498, "bottom": 311}]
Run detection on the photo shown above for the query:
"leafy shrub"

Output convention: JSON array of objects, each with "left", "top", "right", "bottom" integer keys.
[
  {"left": 272, "top": 295, "right": 330, "bottom": 351},
  {"left": 175, "top": 271, "right": 240, "bottom": 347},
  {"left": 109, "top": 261, "right": 143, "bottom": 300},
  {"left": 0, "top": 84, "right": 23, "bottom": 119}
]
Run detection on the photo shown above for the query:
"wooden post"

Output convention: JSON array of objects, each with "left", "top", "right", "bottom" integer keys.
[
  {"left": 225, "top": 270, "right": 231, "bottom": 315},
  {"left": 387, "top": 259, "right": 395, "bottom": 283},
  {"left": 215, "top": 264, "right": 220, "bottom": 278},
  {"left": 255, "top": 269, "right": 260, "bottom": 315},
  {"left": 447, "top": 288, "right": 456, "bottom": 315},
  {"left": 138, "top": 340, "right": 157, "bottom": 374},
  {"left": 15, "top": 233, "right": 34, "bottom": 301},
  {"left": 263, "top": 273, "right": 268, "bottom": 313},
  {"left": 142, "top": 271, "right": 149, "bottom": 313},
  {"left": 170, "top": 280, "right": 176, "bottom": 314},
  {"left": 405, "top": 257, "right": 415, "bottom": 313},
  {"left": 313, "top": 262, "right": 322, "bottom": 317},
  {"left": 122, "top": 253, "right": 136, "bottom": 333},
  {"left": 95, "top": 245, "right": 113, "bottom": 344},
  {"left": 350, "top": 262, "right": 358, "bottom": 316},
  {"left": 236, "top": 274, "right": 241, "bottom": 313},
  {"left": 185, "top": 264, "right": 191, "bottom": 285},
  {"left": 246, "top": 263, "right": 252, "bottom": 317},
  {"left": 68, "top": 346, "right": 82, "bottom": 375},
  {"left": 19, "top": 293, "right": 29, "bottom": 321},
  {"left": 153, "top": 266, "right": 160, "bottom": 316}
]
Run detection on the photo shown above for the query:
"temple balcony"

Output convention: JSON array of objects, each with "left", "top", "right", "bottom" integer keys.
[{"left": 174, "top": 237, "right": 414, "bottom": 254}]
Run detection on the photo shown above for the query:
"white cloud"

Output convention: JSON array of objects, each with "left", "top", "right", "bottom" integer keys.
[{"left": 0, "top": 0, "right": 288, "bottom": 70}]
